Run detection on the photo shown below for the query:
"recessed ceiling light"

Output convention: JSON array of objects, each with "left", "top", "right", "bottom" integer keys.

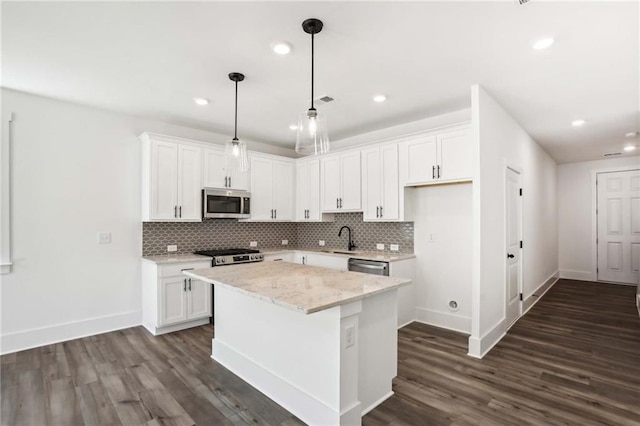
[
  {"left": 373, "top": 94, "right": 387, "bottom": 103},
  {"left": 193, "top": 97, "right": 209, "bottom": 106},
  {"left": 623, "top": 146, "right": 636, "bottom": 152},
  {"left": 289, "top": 124, "right": 298, "bottom": 130},
  {"left": 271, "top": 41, "right": 293, "bottom": 55},
  {"left": 532, "top": 38, "right": 554, "bottom": 50},
  {"left": 571, "top": 119, "right": 586, "bottom": 127},
  {"left": 626, "top": 131, "right": 638, "bottom": 138}
]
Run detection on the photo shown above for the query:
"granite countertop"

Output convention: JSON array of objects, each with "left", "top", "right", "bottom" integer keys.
[
  {"left": 260, "top": 247, "right": 416, "bottom": 262},
  {"left": 183, "top": 262, "right": 411, "bottom": 314},
  {"left": 141, "top": 253, "right": 212, "bottom": 264}
]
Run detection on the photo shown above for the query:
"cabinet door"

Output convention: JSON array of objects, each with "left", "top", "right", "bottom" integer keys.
[
  {"left": 159, "top": 277, "right": 188, "bottom": 326},
  {"left": 380, "top": 144, "right": 399, "bottom": 220},
  {"left": 150, "top": 141, "right": 179, "bottom": 220},
  {"left": 229, "top": 168, "right": 249, "bottom": 191},
  {"left": 296, "top": 162, "right": 310, "bottom": 220},
  {"left": 438, "top": 129, "right": 473, "bottom": 181},
  {"left": 203, "top": 148, "right": 227, "bottom": 188},
  {"left": 361, "top": 147, "right": 381, "bottom": 221},
  {"left": 249, "top": 156, "right": 274, "bottom": 220},
  {"left": 187, "top": 278, "right": 211, "bottom": 319},
  {"left": 273, "top": 160, "right": 294, "bottom": 220},
  {"left": 177, "top": 144, "right": 202, "bottom": 221},
  {"left": 307, "top": 159, "right": 321, "bottom": 220},
  {"left": 340, "top": 152, "right": 362, "bottom": 210},
  {"left": 400, "top": 136, "right": 437, "bottom": 185},
  {"left": 321, "top": 155, "right": 341, "bottom": 211}
]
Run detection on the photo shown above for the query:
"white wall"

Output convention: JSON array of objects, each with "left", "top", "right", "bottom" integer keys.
[
  {"left": 413, "top": 183, "right": 473, "bottom": 333},
  {"left": 558, "top": 156, "right": 640, "bottom": 281},
  {"left": 470, "top": 85, "right": 558, "bottom": 358},
  {"left": 0, "top": 89, "right": 294, "bottom": 354}
]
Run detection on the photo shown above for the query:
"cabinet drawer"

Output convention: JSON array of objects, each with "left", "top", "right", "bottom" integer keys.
[{"left": 159, "top": 261, "right": 211, "bottom": 278}]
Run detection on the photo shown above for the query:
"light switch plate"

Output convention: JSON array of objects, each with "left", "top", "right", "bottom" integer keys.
[
  {"left": 250, "top": 241, "right": 258, "bottom": 247},
  {"left": 97, "top": 232, "right": 111, "bottom": 244},
  {"left": 390, "top": 244, "right": 399, "bottom": 251},
  {"left": 167, "top": 245, "right": 177, "bottom": 252},
  {"left": 376, "top": 243, "right": 385, "bottom": 250},
  {"left": 319, "top": 240, "right": 326, "bottom": 246},
  {"left": 345, "top": 325, "right": 355, "bottom": 348},
  {"left": 281, "top": 240, "right": 288, "bottom": 245}
]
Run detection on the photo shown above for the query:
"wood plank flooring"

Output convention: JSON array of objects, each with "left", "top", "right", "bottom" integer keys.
[{"left": 2, "top": 279, "right": 639, "bottom": 425}]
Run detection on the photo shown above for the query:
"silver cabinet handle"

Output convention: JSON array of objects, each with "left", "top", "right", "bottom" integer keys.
[
  {"left": 174, "top": 206, "right": 177, "bottom": 218},
  {"left": 179, "top": 205, "right": 182, "bottom": 218},
  {"left": 432, "top": 166, "right": 435, "bottom": 179},
  {"left": 376, "top": 206, "right": 380, "bottom": 218},
  {"left": 183, "top": 279, "right": 187, "bottom": 292},
  {"left": 337, "top": 198, "right": 339, "bottom": 209},
  {"left": 437, "top": 165, "right": 441, "bottom": 179},
  {"left": 380, "top": 206, "right": 383, "bottom": 217},
  {"left": 188, "top": 278, "right": 192, "bottom": 291},
  {"left": 274, "top": 209, "right": 277, "bottom": 219},
  {"left": 225, "top": 176, "right": 228, "bottom": 187},
  {"left": 228, "top": 176, "right": 231, "bottom": 187},
  {"left": 340, "top": 198, "right": 343, "bottom": 208},
  {"left": 270, "top": 209, "right": 273, "bottom": 219}
]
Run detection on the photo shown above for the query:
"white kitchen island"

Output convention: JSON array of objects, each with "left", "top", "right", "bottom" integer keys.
[{"left": 183, "top": 261, "right": 411, "bottom": 426}]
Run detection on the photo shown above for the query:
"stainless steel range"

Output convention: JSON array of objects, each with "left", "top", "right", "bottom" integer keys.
[{"left": 194, "top": 248, "right": 264, "bottom": 267}]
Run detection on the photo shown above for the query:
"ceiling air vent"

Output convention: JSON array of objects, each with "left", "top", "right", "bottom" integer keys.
[
  {"left": 315, "top": 95, "right": 334, "bottom": 105},
  {"left": 516, "top": 0, "right": 532, "bottom": 5},
  {"left": 604, "top": 152, "right": 622, "bottom": 157}
]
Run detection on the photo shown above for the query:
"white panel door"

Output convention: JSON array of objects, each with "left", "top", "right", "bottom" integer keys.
[
  {"left": 505, "top": 167, "right": 522, "bottom": 327},
  {"left": 249, "top": 156, "right": 274, "bottom": 220},
  {"left": 438, "top": 129, "right": 473, "bottom": 181},
  {"left": 321, "top": 155, "right": 341, "bottom": 211},
  {"left": 150, "top": 141, "right": 178, "bottom": 220},
  {"left": 597, "top": 170, "right": 640, "bottom": 283},
  {"left": 203, "top": 148, "right": 227, "bottom": 188},
  {"left": 380, "top": 144, "right": 400, "bottom": 220},
  {"left": 273, "top": 160, "right": 294, "bottom": 220},
  {"left": 296, "top": 161, "right": 311, "bottom": 220},
  {"left": 361, "top": 147, "right": 381, "bottom": 221},
  {"left": 187, "top": 278, "right": 211, "bottom": 319},
  {"left": 340, "top": 151, "right": 362, "bottom": 210},
  {"left": 159, "top": 277, "right": 188, "bottom": 326},
  {"left": 307, "top": 159, "right": 321, "bottom": 220},
  {"left": 400, "top": 136, "right": 437, "bottom": 185},
  {"left": 177, "top": 144, "right": 202, "bottom": 221},
  {"left": 229, "top": 167, "right": 249, "bottom": 191}
]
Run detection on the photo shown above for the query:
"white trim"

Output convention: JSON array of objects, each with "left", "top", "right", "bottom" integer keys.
[
  {"left": 559, "top": 269, "right": 596, "bottom": 281},
  {"left": 415, "top": 308, "right": 471, "bottom": 334},
  {"left": 1, "top": 310, "right": 141, "bottom": 355},
  {"left": 523, "top": 270, "right": 559, "bottom": 314},
  {"left": 360, "top": 391, "right": 394, "bottom": 416},
  {"left": 1, "top": 113, "right": 13, "bottom": 275},
  {"left": 467, "top": 317, "right": 506, "bottom": 359},
  {"left": 143, "top": 317, "right": 210, "bottom": 336},
  {"left": 397, "top": 319, "right": 415, "bottom": 330}
]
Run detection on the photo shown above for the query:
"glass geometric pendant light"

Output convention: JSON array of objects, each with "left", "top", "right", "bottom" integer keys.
[
  {"left": 295, "top": 18, "right": 330, "bottom": 156},
  {"left": 225, "top": 72, "right": 249, "bottom": 172}
]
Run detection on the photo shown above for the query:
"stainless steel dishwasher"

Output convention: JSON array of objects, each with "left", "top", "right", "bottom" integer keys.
[{"left": 348, "top": 258, "right": 389, "bottom": 276}]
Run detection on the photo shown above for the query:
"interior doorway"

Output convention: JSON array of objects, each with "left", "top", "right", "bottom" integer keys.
[{"left": 505, "top": 167, "right": 523, "bottom": 327}]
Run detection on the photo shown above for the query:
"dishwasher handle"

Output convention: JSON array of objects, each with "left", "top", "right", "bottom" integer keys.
[{"left": 348, "top": 258, "right": 390, "bottom": 276}]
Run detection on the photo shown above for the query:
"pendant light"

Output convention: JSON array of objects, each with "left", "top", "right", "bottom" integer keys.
[
  {"left": 225, "top": 72, "right": 249, "bottom": 172},
  {"left": 295, "top": 18, "right": 330, "bottom": 156}
]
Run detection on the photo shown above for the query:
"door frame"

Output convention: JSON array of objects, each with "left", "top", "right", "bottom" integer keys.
[
  {"left": 504, "top": 164, "right": 524, "bottom": 328},
  {"left": 589, "top": 166, "right": 640, "bottom": 285},
  {"left": 592, "top": 167, "right": 640, "bottom": 283}
]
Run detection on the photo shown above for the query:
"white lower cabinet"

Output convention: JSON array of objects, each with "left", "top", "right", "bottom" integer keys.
[{"left": 142, "top": 259, "right": 212, "bottom": 335}]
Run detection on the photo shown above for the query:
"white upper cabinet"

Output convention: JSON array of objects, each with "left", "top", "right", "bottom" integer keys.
[
  {"left": 362, "top": 144, "right": 400, "bottom": 221},
  {"left": 142, "top": 133, "right": 202, "bottom": 222},
  {"left": 321, "top": 151, "right": 362, "bottom": 212},
  {"left": 203, "top": 147, "right": 248, "bottom": 190},
  {"left": 249, "top": 154, "right": 294, "bottom": 221},
  {"left": 296, "top": 159, "right": 334, "bottom": 222},
  {"left": 399, "top": 127, "right": 472, "bottom": 186}
]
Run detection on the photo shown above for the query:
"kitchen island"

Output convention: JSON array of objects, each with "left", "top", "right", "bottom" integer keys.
[{"left": 183, "top": 261, "right": 411, "bottom": 426}]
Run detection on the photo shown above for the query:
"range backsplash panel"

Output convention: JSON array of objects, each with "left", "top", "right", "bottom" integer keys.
[{"left": 142, "top": 213, "right": 413, "bottom": 256}]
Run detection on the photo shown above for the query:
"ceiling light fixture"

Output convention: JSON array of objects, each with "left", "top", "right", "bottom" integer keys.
[
  {"left": 623, "top": 146, "right": 636, "bottom": 152},
  {"left": 571, "top": 119, "right": 586, "bottom": 127},
  {"left": 373, "top": 94, "right": 387, "bottom": 103},
  {"left": 626, "top": 131, "right": 638, "bottom": 138},
  {"left": 225, "top": 72, "right": 249, "bottom": 172},
  {"left": 532, "top": 38, "right": 554, "bottom": 50},
  {"left": 271, "top": 41, "right": 293, "bottom": 55},
  {"left": 193, "top": 97, "right": 209, "bottom": 106},
  {"left": 295, "top": 18, "right": 330, "bottom": 156}
]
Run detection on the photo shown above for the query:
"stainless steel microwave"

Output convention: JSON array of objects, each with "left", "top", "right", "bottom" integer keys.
[{"left": 202, "top": 188, "right": 251, "bottom": 219}]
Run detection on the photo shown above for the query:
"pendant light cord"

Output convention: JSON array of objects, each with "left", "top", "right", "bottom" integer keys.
[
  {"left": 234, "top": 80, "right": 238, "bottom": 140},
  {"left": 310, "top": 32, "right": 314, "bottom": 110}
]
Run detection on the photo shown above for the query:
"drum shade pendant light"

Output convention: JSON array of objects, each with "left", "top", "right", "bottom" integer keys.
[
  {"left": 295, "top": 18, "right": 330, "bottom": 156},
  {"left": 225, "top": 72, "right": 249, "bottom": 172}
]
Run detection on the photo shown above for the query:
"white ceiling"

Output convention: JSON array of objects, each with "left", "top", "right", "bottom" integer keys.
[{"left": 3, "top": 1, "right": 639, "bottom": 163}]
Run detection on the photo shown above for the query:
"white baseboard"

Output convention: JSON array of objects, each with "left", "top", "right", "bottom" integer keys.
[
  {"left": 415, "top": 307, "right": 471, "bottom": 334},
  {"left": 1, "top": 310, "right": 141, "bottom": 355},
  {"left": 560, "top": 269, "right": 595, "bottom": 281},
  {"left": 397, "top": 319, "right": 415, "bottom": 330},
  {"left": 361, "top": 391, "right": 393, "bottom": 416},
  {"left": 143, "top": 318, "right": 210, "bottom": 336},
  {"left": 523, "top": 270, "right": 559, "bottom": 314},
  {"left": 467, "top": 318, "right": 505, "bottom": 359}
]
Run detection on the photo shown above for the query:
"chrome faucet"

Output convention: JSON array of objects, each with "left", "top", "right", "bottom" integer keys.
[{"left": 338, "top": 226, "right": 357, "bottom": 251}]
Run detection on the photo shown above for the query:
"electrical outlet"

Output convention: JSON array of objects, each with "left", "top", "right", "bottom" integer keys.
[
  {"left": 345, "top": 325, "right": 355, "bottom": 348},
  {"left": 390, "top": 244, "right": 399, "bottom": 251},
  {"left": 250, "top": 241, "right": 258, "bottom": 247},
  {"left": 167, "top": 245, "right": 177, "bottom": 252},
  {"left": 281, "top": 240, "right": 288, "bottom": 245},
  {"left": 97, "top": 232, "right": 111, "bottom": 244},
  {"left": 319, "top": 240, "right": 326, "bottom": 246},
  {"left": 376, "top": 243, "right": 385, "bottom": 250}
]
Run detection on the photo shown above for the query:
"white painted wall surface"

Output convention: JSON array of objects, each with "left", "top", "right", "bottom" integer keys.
[
  {"left": 413, "top": 183, "right": 473, "bottom": 333},
  {"left": 0, "top": 89, "right": 294, "bottom": 354},
  {"left": 470, "top": 85, "right": 558, "bottom": 357},
  {"left": 558, "top": 156, "right": 640, "bottom": 281}
]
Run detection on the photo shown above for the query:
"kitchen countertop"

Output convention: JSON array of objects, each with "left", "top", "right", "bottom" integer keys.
[
  {"left": 183, "top": 261, "right": 411, "bottom": 314},
  {"left": 141, "top": 253, "right": 212, "bottom": 264},
  {"left": 260, "top": 247, "right": 416, "bottom": 262}
]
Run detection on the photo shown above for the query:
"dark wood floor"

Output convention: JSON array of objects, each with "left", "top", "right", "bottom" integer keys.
[{"left": 2, "top": 279, "right": 639, "bottom": 425}]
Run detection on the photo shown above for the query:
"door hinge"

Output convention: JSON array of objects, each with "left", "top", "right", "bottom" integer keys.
[
  {"left": 519, "top": 293, "right": 523, "bottom": 301},
  {"left": 519, "top": 188, "right": 523, "bottom": 196},
  {"left": 520, "top": 240, "right": 523, "bottom": 249}
]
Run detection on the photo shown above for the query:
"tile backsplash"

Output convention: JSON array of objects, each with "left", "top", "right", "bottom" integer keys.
[{"left": 142, "top": 212, "right": 413, "bottom": 256}]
